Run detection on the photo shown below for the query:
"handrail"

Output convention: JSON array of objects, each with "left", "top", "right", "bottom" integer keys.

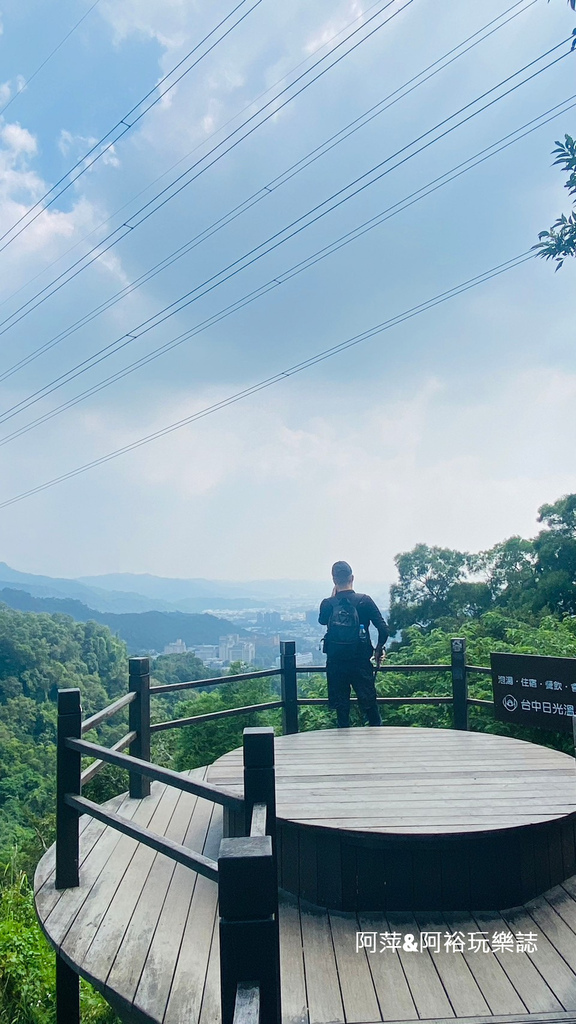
[
  {"left": 81, "top": 691, "right": 136, "bottom": 734},
  {"left": 80, "top": 730, "right": 136, "bottom": 786},
  {"left": 66, "top": 736, "right": 244, "bottom": 811},
  {"left": 54, "top": 706, "right": 282, "bottom": 1024},
  {"left": 65, "top": 793, "right": 219, "bottom": 881},
  {"left": 295, "top": 663, "right": 452, "bottom": 674},
  {"left": 150, "top": 667, "right": 280, "bottom": 694},
  {"left": 150, "top": 700, "right": 284, "bottom": 733},
  {"left": 297, "top": 696, "right": 454, "bottom": 706},
  {"left": 73, "top": 642, "right": 496, "bottom": 791}
]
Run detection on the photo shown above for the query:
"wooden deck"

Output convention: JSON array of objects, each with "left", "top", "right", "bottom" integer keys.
[
  {"left": 211, "top": 729, "right": 576, "bottom": 912},
  {"left": 208, "top": 728, "right": 576, "bottom": 833},
  {"left": 35, "top": 764, "right": 576, "bottom": 1024}
]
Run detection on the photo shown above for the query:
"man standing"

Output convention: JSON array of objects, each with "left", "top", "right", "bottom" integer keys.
[{"left": 319, "top": 561, "right": 389, "bottom": 729}]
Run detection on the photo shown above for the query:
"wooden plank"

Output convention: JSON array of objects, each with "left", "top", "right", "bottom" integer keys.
[
  {"left": 278, "top": 894, "right": 308, "bottom": 1024},
  {"left": 473, "top": 909, "right": 563, "bottom": 1013},
  {"left": 385, "top": 912, "right": 454, "bottom": 1019},
  {"left": 59, "top": 781, "right": 173, "bottom": 967},
  {"left": 521, "top": 894, "right": 576, "bottom": 977},
  {"left": 500, "top": 903, "right": 576, "bottom": 1012},
  {"left": 34, "top": 791, "right": 128, "bottom": 894},
  {"left": 134, "top": 774, "right": 216, "bottom": 1020},
  {"left": 329, "top": 909, "right": 381, "bottom": 1023},
  {"left": 198, "top": 911, "right": 221, "bottom": 1024},
  {"left": 298, "top": 827, "right": 318, "bottom": 907},
  {"left": 412, "top": 911, "right": 490, "bottom": 1017},
  {"left": 74, "top": 778, "right": 183, "bottom": 982},
  {"left": 357, "top": 911, "right": 418, "bottom": 1022},
  {"left": 281, "top": 822, "right": 300, "bottom": 894},
  {"left": 300, "top": 901, "right": 344, "bottom": 1024},
  {"left": 442, "top": 910, "right": 527, "bottom": 1016},
  {"left": 162, "top": 806, "right": 223, "bottom": 1024},
  {"left": 315, "top": 831, "right": 341, "bottom": 909},
  {"left": 561, "top": 821, "right": 576, "bottom": 879},
  {"left": 40, "top": 786, "right": 164, "bottom": 947},
  {"left": 106, "top": 787, "right": 199, "bottom": 1001}
]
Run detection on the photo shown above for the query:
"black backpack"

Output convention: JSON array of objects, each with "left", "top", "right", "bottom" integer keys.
[{"left": 323, "top": 594, "right": 364, "bottom": 660}]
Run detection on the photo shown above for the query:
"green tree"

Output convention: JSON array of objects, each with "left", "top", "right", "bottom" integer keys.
[
  {"left": 388, "top": 544, "right": 479, "bottom": 631},
  {"left": 475, "top": 536, "right": 537, "bottom": 614}
]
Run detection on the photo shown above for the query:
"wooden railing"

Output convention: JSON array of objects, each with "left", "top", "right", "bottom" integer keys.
[
  {"left": 55, "top": 635, "right": 493, "bottom": 1023},
  {"left": 56, "top": 689, "right": 280, "bottom": 1024}
]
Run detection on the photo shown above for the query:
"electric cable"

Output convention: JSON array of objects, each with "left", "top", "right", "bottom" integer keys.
[
  {"left": 0, "top": 0, "right": 539, "bottom": 383},
  {"left": 0, "top": 0, "right": 102, "bottom": 118},
  {"left": 1, "top": 91, "right": 572, "bottom": 448},
  {"left": 0, "top": 0, "right": 264, "bottom": 248},
  {"left": 0, "top": 0, "right": 418, "bottom": 314},
  {"left": 0, "top": 249, "right": 537, "bottom": 511},
  {"left": 0, "top": 41, "right": 570, "bottom": 430},
  {"left": 0, "top": 0, "right": 413, "bottom": 315}
]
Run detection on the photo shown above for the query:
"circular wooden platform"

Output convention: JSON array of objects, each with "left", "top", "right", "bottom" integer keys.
[{"left": 208, "top": 727, "right": 576, "bottom": 911}]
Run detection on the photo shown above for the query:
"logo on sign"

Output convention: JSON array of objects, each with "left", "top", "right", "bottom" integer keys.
[{"left": 503, "top": 694, "right": 518, "bottom": 712}]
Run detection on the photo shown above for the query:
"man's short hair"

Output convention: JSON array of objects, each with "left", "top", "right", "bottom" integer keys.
[{"left": 332, "top": 560, "right": 353, "bottom": 583}]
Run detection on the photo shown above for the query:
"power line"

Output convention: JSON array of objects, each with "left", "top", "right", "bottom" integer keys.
[
  {"left": 0, "top": 0, "right": 102, "bottom": 118},
  {"left": 0, "top": 0, "right": 538, "bottom": 384},
  {"left": 0, "top": 0, "right": 413, "bottom": 320},
  {"left": 0, "top": 0, "right": 418, "bottom": 315},
  {"left": 1, "top": 91, "right": 572, "bottom": 447},
  {"left": 0, "top": 250, "right": 537, "bottom": 511},
  {"left": 0, "top": 41, "right": 570, "bottom": 430},
  {"left": 0, "top": 0, "right": 264, "bottom": 249}
]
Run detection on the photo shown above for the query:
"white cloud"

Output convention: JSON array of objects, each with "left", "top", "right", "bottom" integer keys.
[
  {"left": 8, "top": 363, "right": 567, "bottom": 579},
  {"left": 304, "top": 0, "right": 364, "bottom": 55},
  {"left": 1, "top": 121, "right": 36, "bottom": 156},
  {"left": 0, "top": 117, "right": 126, "bottom": 295}
]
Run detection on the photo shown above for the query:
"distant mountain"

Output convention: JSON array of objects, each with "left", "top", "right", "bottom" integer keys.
[
  {"left": 77, "top": 572, "right": 328, "bottom": 604},
  {"left": 0, "top": 562, "right": 177, "bottom": 613},
  {"left": 0, "top": 587, "right": 245, "bottom": 655},
  {"left": 0, "top": 562, "right": 390, "bottom": 615},
  {"left": 78, "top": 572, "right": 391, "bottom": 610}
]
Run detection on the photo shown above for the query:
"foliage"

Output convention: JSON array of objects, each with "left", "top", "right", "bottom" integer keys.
[
  {"left": 389, "top": 494, "right": 576, "bottom": 632},
  {"left": 174, "top": 665, "right": 281, "bottom": 770},
  {"left": 534, "top": 134, "right": 576, "bottom": 269},
  {"left": 0, "top": 859, "right": 119, "bottom": 1023}
]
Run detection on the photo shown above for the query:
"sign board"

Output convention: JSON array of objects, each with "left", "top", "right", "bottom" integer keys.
[{"left": 491, "top": 652, "right": 576, "bottom": 734}]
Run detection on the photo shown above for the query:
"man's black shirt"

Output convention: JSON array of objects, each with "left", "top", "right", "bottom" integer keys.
[{"left": 318, "top": 590, "right": 389, "bottom": 647}]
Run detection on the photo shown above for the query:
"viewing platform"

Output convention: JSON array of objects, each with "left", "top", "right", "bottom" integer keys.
[
  {"left": 34, "top": 640, "right": 576, "bottom": 1024},
  {"left": 211, "top": 727, "right": 576, "bottom": 912}
]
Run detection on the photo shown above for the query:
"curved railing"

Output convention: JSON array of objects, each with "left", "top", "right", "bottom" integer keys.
[
  {"left": 53, "top": 636, "right": 492, "bottom": 1024},
  {"left": 55, "top": 688, "right": 280, "bottom": 1024}
]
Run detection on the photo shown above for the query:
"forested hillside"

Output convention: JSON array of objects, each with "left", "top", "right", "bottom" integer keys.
[{"left": 0, "top": 587, "right": 244, "bottom": 653}]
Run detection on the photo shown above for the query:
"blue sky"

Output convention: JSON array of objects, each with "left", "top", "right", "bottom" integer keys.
[{"left": 0, "top": 0, "right": 574, "bottom": 585}]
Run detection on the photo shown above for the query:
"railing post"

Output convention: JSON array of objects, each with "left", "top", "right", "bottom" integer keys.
[
  {"left": 56, "top": 688, "right": 81, "bottom": 890},
  {"left": 219, "top": 835, "right": 281, "bottom": 1024},
  {"left": 56, "top": 953, "right": 80, "bottom": 1024},
  {"left": 243, "top": 727, "right": 276, "bottom": 853},
  {"left": 129, "top": 656, "right": 150, "bottom": 798},
  {"left": 451, "top": 637, "right": 468, "bottom": 730},
  {"left": 280, "top": 640, "right": 298, "bottom": 734}
]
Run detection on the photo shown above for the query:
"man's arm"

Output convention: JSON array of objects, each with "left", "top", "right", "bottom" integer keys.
[
  {"left": 365, "top": 597, "right": 389, "bottom": 646},
  {"left": 318, "top": 598, "right": 333, "bottom": 626}
]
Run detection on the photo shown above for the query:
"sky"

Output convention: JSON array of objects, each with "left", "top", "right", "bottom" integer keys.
[{"left": 0, "top": 0, "right": 574, "bottom": 586}]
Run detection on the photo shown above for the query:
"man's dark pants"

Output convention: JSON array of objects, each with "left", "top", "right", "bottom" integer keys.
[{"left": 326, "top": 655, "right": 382, "bottom": 727}]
